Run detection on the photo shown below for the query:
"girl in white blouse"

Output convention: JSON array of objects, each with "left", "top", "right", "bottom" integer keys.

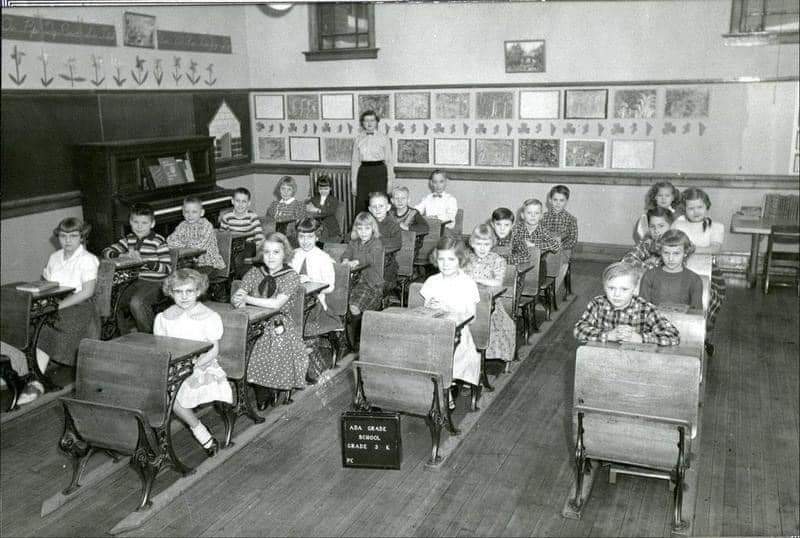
[{"left": 351, "top": 110, "right": 395, "bottom": 215}]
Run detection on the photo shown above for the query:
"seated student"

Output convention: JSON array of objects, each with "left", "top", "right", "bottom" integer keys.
[
  {"left": 102, "top": 203, "right": 171, "bottom": 333},
  {"left": 673, "top": 187, "right": 726, "bottom": 356},
  {"left": 290, "top": 218, "right": 339, "bottom": 383},
  {"left": 465, "top": 225, "right": 517, "bottom": 363},
  {"left": 154, "top": 269, "right": 232, "bottom": 456},
  {"left": 265, "top": 175, "right": 305, "bottom": 242},
  {"left": 541, "top": 185, "right": 578, "bottom": 284},
  {"left": 304, "top": 175, "right": 341, "bottom": 243},
  {"left": 508, "top": 198, "right": 561, "bottom": 265},
  {"left": 622, "top": 206, "right": 674, "bottom": 271},
  {"left": 489, "top": 207, "right": 516, "bottom": 262},
  {"left": 634, "top": 181, "right": 683, "bottom": 243},
  {"left": 574, "top": 261, "right": 680, "bottom": 346},
  {"left": 22, "top": 218, "right": 102, "bottom": 403},
  {"left": 639, "top": 229, "right": 703, "bottom": 311},
  {"left": 415, "top": 169, "right": 458, "bottom": 231},
  {"left": 390, "top": 185, "right": 429, "bottom": 249},
  {"left": 219, "top": 187, "right": 265, "bottom": 279},
  {"left": 1, "top": 341, "right": 47, "bottom": 406},
  {"left": 367, "top": 191, "right": 401, "bottom": 294},
  {"left": 418, "top": 236, "right": 481, "bottom": 409},
  {"left": 232, "top": 233, "right": 309, "bottom": 407},
  {"left": 341, "top": 212, "right": 385, "bottom": 348},
  {"left": 166, "top": 196, "right": 226, "bottom": 274}
]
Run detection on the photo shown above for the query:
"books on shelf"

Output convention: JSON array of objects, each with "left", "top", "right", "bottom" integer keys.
[
  {"left": 148, "top": 165, "right": 170, "bottom": 189},
  {"left": 178, "top": 158, "right": 196, "bottom": 183},
  {"left": 157, "top": 157, "right": 187, "bottom": 185},
  {"left": 16, "top": 280, "right": 59, "bottom": 293}
]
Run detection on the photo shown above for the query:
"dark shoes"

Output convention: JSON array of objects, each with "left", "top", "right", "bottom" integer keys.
[
  {"left": 203, "top": 438, "right": 219, "bottom": 457},
  {"left": 704, "top": 341, "right": 715, "bottom": 357}
]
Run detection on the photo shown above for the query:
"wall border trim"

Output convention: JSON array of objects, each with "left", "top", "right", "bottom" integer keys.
[{"left": 1, "top": 190, "right": 83, "bottom": 220}]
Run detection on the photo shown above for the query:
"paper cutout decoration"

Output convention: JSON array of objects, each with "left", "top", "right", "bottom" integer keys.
[
  {"left": 564, "top": 139, "right": 606, "bottom": 168},
  {"left": 519, "top": 139, "right": 560, "bottom": 168},
  {"left": 463, "top": 123, "right": 469, "bottom": 135},
  {"left": 630, "top": 123, "right": 638, "bottom": 134},
  {"left": 582, "top": 124, "right": 590, "bottom": 135},
  {"left": 208, "top": 100, "right": 245, "bottom": 160},
  {"left": 682, "top": 123, "right": 691, "bottom": 134},
  {"left": 698, "top": 122, "right": 706, "bottom": 136},
  {"left": 611, "top": 139, "right": 655, "bottom": 169},
  {"left": 550, "top": 123, "right": 557, "bottom": 136},
  {"left": 322, "top": 122, "right": 331, "bottom": 133},
  {"left": 411, "top": 124, "right": 417, "bottom": 134},
  {"left": 476, "top": 123, "right": 487, "bottom": 135},
  {"left": 450, "top": 124, "right": 456, "bottom": 134},
  {"left": 598, "top": 124, "right": 605, "bottom": 136},
  {"left": 434, "top": 122, "right": 445, "bottom": 134},
  {"left": 646, "top": 123, "right": 653, "bottom": 135},
  {"left": 563, "top": 123, "right": 576, "bottom": 135},
  {"left": 611, "top": 123, "right": 624, "bottom": 135},
  {"left": 279, "top": 124, "right": 284, "bottom": 134},
  {"left": 288, "top": 122, "right": 297, "bottom": 133},
  {"left": 662, "top": 122, "right": 676, "bottom": 135},
  {"left": 518, "top": 123, "right": 530, "bottom": 135}
]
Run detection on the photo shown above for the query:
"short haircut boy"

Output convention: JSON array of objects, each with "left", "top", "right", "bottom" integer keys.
[
  {"left": 548, "top": 185, "right": 570, "bottom": 199},
  {"left": 491, "top": 207, "right": 515, "bottom": 223},
  {"left": 392, "top": 185, "right": 410, "bottom": 196},
  {"left": 183, "top": 195, "right": 203, "bottom": 206},
  {"left": 296, "top": 217, "right": 321, "bottom": 234},
  {"left": 129, "top": 203, "right": 156, "bottom": 221},
  {"left": 233, "top": 187, "right": 251, "bottom": 200},
  {"left": 602, "top": 261, "right": 641, "bottom": 285}
]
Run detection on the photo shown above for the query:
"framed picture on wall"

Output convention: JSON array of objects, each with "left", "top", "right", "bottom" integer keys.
[
  {"left": 505, "top": 40, "right": 545, "bottom": 73},
  {"left": 611, "top": 139, "right": 655, "bottom": 169},
  {"left": 565, "top": 89, "right": 608, "bottom": 119},
  {"left": 254, "top": 95, "right": 285, "bottom": 119},
  {"left": 323, "top": 137, "right": 354, "bottom": 163},
  {"left": 287, "top": 94, "right": 320, "bottom": 120},
  {"left": 289, "top": 136, "right": 321, "bottom": 162},
  {"left": 519, "top": 139, "right": 560, "bottom": 168},
  {"left": 519, "top": 90, "right": 560, "bottom": 119},
  {"left": 358, "top": 94, "right": 391, "bottom": 119},
  {"left": 395, "top": 92, "right": 431, "bottom": 120},
  {"left": 124, "top": 12, "right": 156, "bottom": 48},
  {"left": 321, "top": 94, "right": 354, "bottom": 120},
  {"left": 434, "top": 138, "right": 470, "bottom": 166},
  {"left": 564, "top": 139, "right": 606, "bottom": 168},
  {"left": 257, "top": 137, "right": 286, "bottom": 161},
  {"left": 397, "top": 139, "right": 430, "bottom": 164}
]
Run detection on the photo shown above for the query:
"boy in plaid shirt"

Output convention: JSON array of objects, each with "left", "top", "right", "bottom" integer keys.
[
  {"left": 102, "top": 203, "right": 171, "bottom": 332},
  {"left": 541, "top": 185, "right": 578, "bottom": 288},
  {"left": 574, "top": 261, "right": 680, "bottom": 346},
  {"left": 509, "top": 198, "right": 561, "bottom": 265}
]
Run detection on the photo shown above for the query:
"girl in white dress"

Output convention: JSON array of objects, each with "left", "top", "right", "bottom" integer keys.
[
  {"left": 419, "top": 236, "right": 481, "bottom": 409},
  {"left": 154, "top": 269, "right": 232, "bottom": 456}
]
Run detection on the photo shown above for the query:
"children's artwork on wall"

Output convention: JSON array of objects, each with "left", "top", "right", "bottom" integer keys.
[
  {"left": 476, "top": 92, "right": 514, "bottom": 119},
  {"left": 518, "top": 139, "right": 560, "bottom": 168},
  {"left": 321, "top": 94, "right": 354, "bottom": 120},
  {"left": 3, "top": 13, "right": 117, "bottom": 47},
  {"left": 123, "top": 12, "right": 156, "bottom": 49},
  {"left": 208, "top": 100, "right": 245, "bottom": 160},
  {"left": 611, "top": 139, "right": 655, "bottom": 169},
  {"left": 564, "top": 139, "right": 606, "bottom": 168},
  {"left": 435, "top": 93, "right": 471, "bottom": 119},
  {"left": 287, "top": 94, "right": 320, "bottom": 120},
  {"left": 613, "top": 89, "right": 657, "bottom": 119},
  {"left": 258, "top": 137, "right": 286, "bottom": 160},
  {"left": 254, "top": 94, "right": 284, "bottom": 119},
  {"left": 519, "top": 90, "right": 560, "bottom": 119},
  {"left": 156, "top": 30, "right": 232, "bottom": 54},
  {"left": 665, "top": 87, "right": 710, "bottom": 118},
  {"left": 289, "top": 136, "right": 320, "bottom": 162},
  {"left": 323, "top": 137, "right": 354, "bottom": 163},
  {"left": 434, "top": 138, "right": 470, "bottom": 166},
  {"left": 395, "top": 92, "right": 431, "bottom": 120},
  {"left": 397, "top": 139, "right": 430, "bottom": 164},
  {"left": 358, "top": 94, "right": 391, "bottom": 119},
  {"left": 504, "top": 40, "right": 545, "bottom": 73},
  {"left": 565, "top": 89, "right": 608, "bottom": 119},
  {"left": 475, "top": 139, "right": 513, "bottom": 167}
]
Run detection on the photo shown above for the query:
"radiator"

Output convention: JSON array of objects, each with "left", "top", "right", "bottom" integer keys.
[{"left": 309, "top": 167, "right": 354, "bottom": 229}]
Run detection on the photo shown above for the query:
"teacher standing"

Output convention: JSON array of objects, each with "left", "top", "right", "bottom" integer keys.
[{"left": 351, "top": 110, "right": 395, "bottom": 216}]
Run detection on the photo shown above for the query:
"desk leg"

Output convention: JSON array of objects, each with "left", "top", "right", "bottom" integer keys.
[
  {"left": 161, "top": 359, "right": 196, "bottom": 476},
  {"left": 26, "top": 315, "right": 61, "bottom": 391},
  {"left": 748, "top": 234, "right": 762, "bottom": 289}
]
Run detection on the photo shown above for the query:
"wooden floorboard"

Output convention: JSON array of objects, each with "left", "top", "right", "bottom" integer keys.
[{"left": 2, "top": 260, "right": 798, "bottom": 537}]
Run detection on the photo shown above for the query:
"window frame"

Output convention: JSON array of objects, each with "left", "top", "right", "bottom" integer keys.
[
  {"left": 724, "top": 0, "right": 799, "bottom": 44},
  {"left": 304, "top": 3, "right": 379, "bottom": 61}
]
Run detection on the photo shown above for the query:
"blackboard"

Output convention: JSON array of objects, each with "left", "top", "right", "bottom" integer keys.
[
  {"left": 1, "top": 90, "right": 252, "bottom": 206},
  {"left": 341, "top": 411, "right": 402, "bottom": 470},
  {"left": 157, "top": 29, "right": 232, "bottom": 54}
]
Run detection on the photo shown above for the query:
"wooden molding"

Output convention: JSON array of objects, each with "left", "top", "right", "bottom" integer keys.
[
  {"left": 303, "top": 48, "right": 380, "bottom": 62},
  {"left": 1, "top": 191, "right": 83, "bottom": 219}
]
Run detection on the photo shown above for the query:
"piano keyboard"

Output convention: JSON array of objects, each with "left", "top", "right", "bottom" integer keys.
[{"left": 153, "top": 195, "right": 232, "bottom": 216}]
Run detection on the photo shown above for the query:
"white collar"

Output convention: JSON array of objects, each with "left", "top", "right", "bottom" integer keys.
[
  {"left": 61, "top": 244, "right": 86, "bottom": 262},
  {"left": 280, "top": 197, "right": 296, "bottom": 205}
]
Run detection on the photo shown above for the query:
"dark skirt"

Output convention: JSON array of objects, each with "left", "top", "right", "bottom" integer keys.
[
  {"left": 355, "top": 162, "right": 388, "bottom": 217},
  {"left": 38, "top": 299, "right": 101, "bottom": 367}
]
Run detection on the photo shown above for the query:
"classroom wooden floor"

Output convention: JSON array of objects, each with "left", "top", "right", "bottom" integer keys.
[{"left": 1, "top": 261, "right": 798, "bottom": 537}]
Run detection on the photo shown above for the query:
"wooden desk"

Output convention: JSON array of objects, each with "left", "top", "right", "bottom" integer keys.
[
  {"left": 731, "top": 213, "right": 796, "bottom": 288},
  {"left": 302, "top": 281, "right": 330, "bottom": 317},
  {"left": 383, "top": 306, "right": 474, "bottom": 348},
  {"left": 97, "top": 257, "right": 146, "bottom": 340},
  {"left": 169, "top": 247, "right": 207, "bottom": 271},
  {"left": 0, "top": 284, "right": 75, "bottom": 391},
  {"left": 230, "top": 232, "right": 257, "bottom": 262},
  {"left": 110, "top": 333, "right": 212, "bottom": 474}
]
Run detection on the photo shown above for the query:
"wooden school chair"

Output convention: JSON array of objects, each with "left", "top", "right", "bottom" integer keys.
[
  {"left": 517, "top": 248, "right": 544, "bottom": 336},
  {"left": 318, "top": 262, "right": 352, "bottom": 367},
  {"left": 57, "top": 336, "right": 213, "bottom": 513},
  {"left": 406, "top": 282, "right": 482, "bottom": 411},
  {"left": 207, "top": 229, "right": 233, "bottom": 302},
  {"left": 563, "top": 341, "right": 702, "bottom": 534},
  {"left": 94, "top": 258, "right": 145, "bottom": 340},
  {"left": 762, "top": 224, "right": 800, "bottom": 294},
  {"left": 472, "top": 286, "right": 509, "bottom": 394},
  {"left": 0, "top": 354, "right": 22, "bottom": 412},
  {"left": 394, "top": 230, "right": 417, "bottom": 306},
  {"left": 414, "top": 216, "right": 443, "bottom": 279},
  {"left": 352, "top": 310, "right": 459, "bottom": 466}
]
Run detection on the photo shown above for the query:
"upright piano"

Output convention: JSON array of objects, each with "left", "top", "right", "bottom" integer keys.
[{"left": 76, "top": 136, "right": 233, "bottom": 253}]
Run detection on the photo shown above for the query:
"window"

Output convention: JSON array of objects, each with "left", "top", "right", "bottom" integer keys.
[
  {"left": 725, "top": 0, "right": 799, "bottom": 44},
  {"left": 304, "top": 3, "right": 378, "bottom": 61}
]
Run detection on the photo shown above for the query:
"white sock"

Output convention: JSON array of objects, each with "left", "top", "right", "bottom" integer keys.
[
  {"left": 190, "top": 422, "right": 212, "bottom": 446},
  {"left": 36, "top": 348, "right": 50, "bottom": 374}
]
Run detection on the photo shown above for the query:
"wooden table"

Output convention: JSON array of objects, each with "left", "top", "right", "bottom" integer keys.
[
  {"left": 730, "top": 213, "right": 797, "bottom": 288},
  {"left": 111, "top": 332, "right": 212, "bottom": 475},
  {"left": 0, "top": 283, "right": 75, "bottom": 391}
]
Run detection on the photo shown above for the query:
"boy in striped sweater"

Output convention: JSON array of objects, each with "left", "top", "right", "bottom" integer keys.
[
  {"left": 102, "top": 203, "right": 171, "bottom": 332},
  {"left": 219, "top": 187, "right": 265, "bottom": 279}
]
